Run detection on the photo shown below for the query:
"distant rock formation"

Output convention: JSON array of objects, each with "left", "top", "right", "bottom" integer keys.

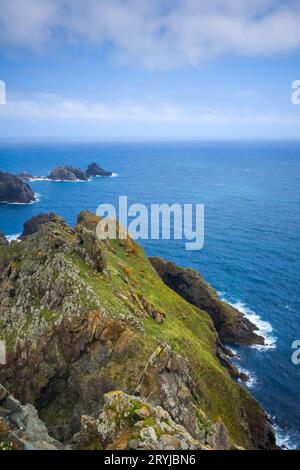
[
  {"left": 149, "top": 257, "right": 264, "bottom": 346},
  {"left": 48, "top": 165, "right": 87, "bottom": 181},
  {"left": 17, "top": 172, "right": 34, "bottom": 181},
  {"left": 86, "top": 162, "right": 112, "bottom": 177},
  {"left": 0, "top": 171, "right": 36, "bottom": 204}
]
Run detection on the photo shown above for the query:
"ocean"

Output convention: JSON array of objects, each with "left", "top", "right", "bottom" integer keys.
[{"left": 0, "top": 140, "right": 300, "bottom": 448}]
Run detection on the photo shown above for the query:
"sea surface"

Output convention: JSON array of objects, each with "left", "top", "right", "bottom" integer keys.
[{"left": 0, "top": 140, "right": 300, "bottom": 448}]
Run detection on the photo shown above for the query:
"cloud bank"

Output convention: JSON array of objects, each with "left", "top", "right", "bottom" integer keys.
[
  {"left": 0, "top": 0, "right": 300, "bottom": 68},
  {"left": 0, "top": 92, "right": 295, "bottom": 125}
]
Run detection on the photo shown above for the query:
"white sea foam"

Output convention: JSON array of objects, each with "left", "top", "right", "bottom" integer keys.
[
  {"left": 95, "top": 172, "right": 118, "bottom": 177},
  {"left": 274, "top": 423, "right": 299, "bottom": 450},
  {"left": 6, "top": 233, "right": 21, "bottom": 243},
  {"left": 228, "top": 300, "right": 276, "bottom": 351},
  {"left": 237, "top": 366, "right": 257, "bottom": 389},
  {"left": 226, "top": 346, "right": 239, "bottom": 358}
]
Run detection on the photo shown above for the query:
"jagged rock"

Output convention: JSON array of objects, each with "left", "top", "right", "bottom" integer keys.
[
  {"left": 0, "top": 384, "right": 62, "bottom": 450},
  {"left": 64, "top": 166, "right": 88, "bottom": 181},
  {"left": 149, "top": 257, "right": 264, "bottom": 346},
  {"left": 21, "top": 212, "right": 65, "bottom": 237},
  {"left": 0, "top": 231, "right": 8, "bottom": 246},
  {"left": 0, "top": 171, "right": 36, "bottom": 204},
  {"left": 17, "top": 172, "right": 34, "bottom": 181},
  {"left": 86, "top": 162, "right": 112, "bottom": 177},
  {"left": 207, "top": 417, "right": 230, "bottom": 450},
  {"left": 73, "top": 391, "right": 210, "bottom": 450},
  {"left": 47, "top": 166, "right": 88, "bottom": 181},
  {"left": 76, "top": 225, "right": 106, "bottom": 273},
  {"left": 136, "top": 344, "right": 204, "bottom": 440}
]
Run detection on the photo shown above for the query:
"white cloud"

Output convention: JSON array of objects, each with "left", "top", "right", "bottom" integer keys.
[
  {"left": 0, "top": 0, "right": 300, "bottom": 68},
  {"left": 0, "top": 91, "right": 296, "bottom": 125}
]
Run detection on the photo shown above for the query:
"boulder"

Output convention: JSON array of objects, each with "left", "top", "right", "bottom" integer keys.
[
  {"left": 0, "top": 171, "right": 36, "bottom": 204},
  {"left": 86, "top": 162, "right": 112, "bottom": 177}
]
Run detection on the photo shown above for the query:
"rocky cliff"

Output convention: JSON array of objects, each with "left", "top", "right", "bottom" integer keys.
[
  {"left": 0, "top": 212, "right": 276, "bottom": 450},
  {"left": 0, "top": 172, "right": 36, "bottom": 204},
  {"left": 149, "top": 257, "right": 264, "bottom": 346}
]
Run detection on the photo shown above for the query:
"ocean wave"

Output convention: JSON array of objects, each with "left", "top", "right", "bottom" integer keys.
[
  {"left": 273, "top": 423, "right": 299, "bottom": 450},
  {"left": 28, "top": 177, "right": 94, "bottom": 182},
  {"left": 237, "top": 366, "right": 257, "bottom": 389},
  {"left": 6, "top": 233, "right": 21, "bottom": 243},
  {"left": 95, "top": 173, "right": 118, "bottom": 177},
  {"left": 228, "top": 300, "right": 276, "bottom": 351}
]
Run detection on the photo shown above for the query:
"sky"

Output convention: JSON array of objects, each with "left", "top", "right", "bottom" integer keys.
[{"left": 0, "top": 0, "right": 300, "bottom": 140}]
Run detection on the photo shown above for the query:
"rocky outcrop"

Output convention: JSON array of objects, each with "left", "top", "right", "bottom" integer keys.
[
  {"left": 0, "top": 384, "right": 62, "bottom": 450},
  {"left": 0, "top": 212, "right": 276, "bottom": 450},
  {"left": 149, "top": 257, "right": 264, "bottom": 346},
  {"left": 73, "top": 391, "right": 210, "bottom": 450},
  {"left": 86, "top": 162, "right": 112, "bottom": 177},
  {"left": 0, "top": 172, "right": 36, "bottom": 204},
  {"left": 48, "top": 166, "right": 87, "bottom": 181},
  {"left": 17, "top": 172, "right": 34, "bottom": 181},
  {"left": 0, "top": 232, "right": 8, "bottom": 246},
  {"left": 64, "top": 166, "right": 88, "bottom": 181},
  {"left": 21, "top": 212, "right": 65, "bottom": 237}
]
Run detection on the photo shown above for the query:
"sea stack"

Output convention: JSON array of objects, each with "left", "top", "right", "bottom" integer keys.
[
  {"left": 48, "top": 166, "right": 87, "bottom": 181},
  {"left": 0, "top": 171, "right": 36, "bottom": 204},
  {"left": 86, "top": 162, "right": 112, "bottom": 177}
]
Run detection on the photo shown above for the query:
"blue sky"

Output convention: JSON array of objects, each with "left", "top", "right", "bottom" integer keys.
[{"left": 0, "top": 0, "right": 300, "bottom": 140}]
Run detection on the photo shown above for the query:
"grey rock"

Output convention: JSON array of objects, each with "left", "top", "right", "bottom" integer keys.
[
  {"left": 86, "top": 162, "right": 112, "bottom": 177},
  {"left": 0, "top": 171, "right": 36, "bottom": 204}
]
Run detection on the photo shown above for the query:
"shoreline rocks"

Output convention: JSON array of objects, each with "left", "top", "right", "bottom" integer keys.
[{"left": 0, "top": 171, "right": 36, "bottom": 204}]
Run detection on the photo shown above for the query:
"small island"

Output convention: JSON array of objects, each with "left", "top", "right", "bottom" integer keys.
[
  {"left": 16, "top": 162, "right": 113, "bottom": 182},
  {"left": 0, "top": 171, "right": 36, "bottom": 204},
  {"left": 86, "top": 162, "right": 112, "bottom": 177}
]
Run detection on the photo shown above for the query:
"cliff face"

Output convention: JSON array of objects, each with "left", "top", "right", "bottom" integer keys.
[
  {"left": 0, "top": 172, "right": 36, "bottom": 204},
  {"left": 0, "top": 212, "right": 275, "bottom": 450},
  {"left": 149, "top": 257, "right": 264, "bottom": 346}
]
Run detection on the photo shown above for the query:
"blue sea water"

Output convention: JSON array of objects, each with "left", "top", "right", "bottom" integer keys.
[{"left": 0, "top": 140, "right": 300, "bottom": 448}]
